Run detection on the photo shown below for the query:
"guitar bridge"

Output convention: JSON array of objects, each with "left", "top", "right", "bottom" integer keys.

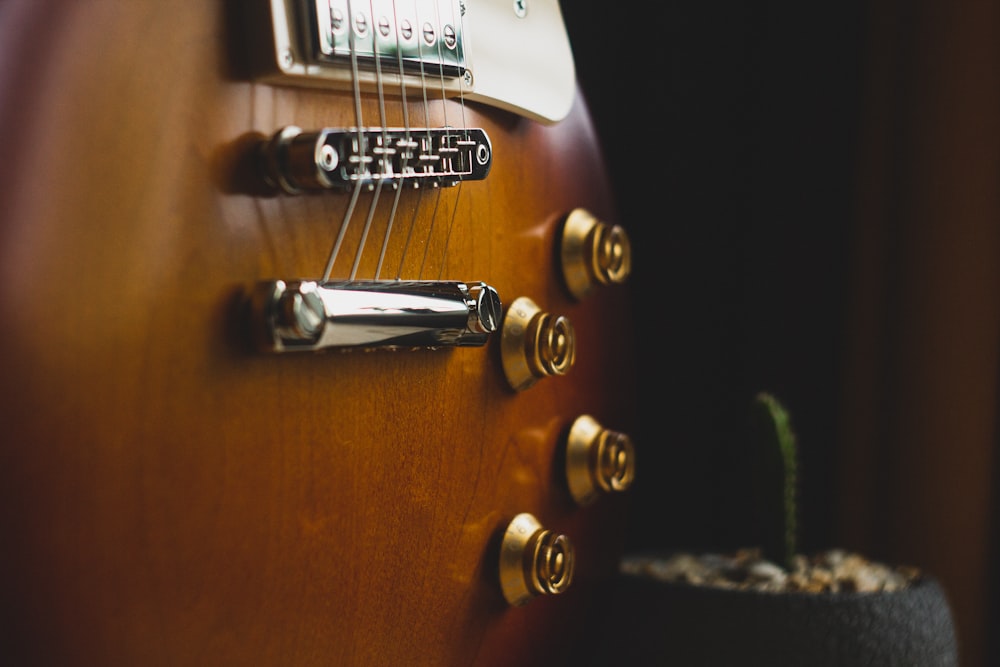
[
  {"left": 249, "top": 279, "right": 502, "bottom": 351},
  {"left": 259, "top": 125, "right": 492, "bottom": 193}
]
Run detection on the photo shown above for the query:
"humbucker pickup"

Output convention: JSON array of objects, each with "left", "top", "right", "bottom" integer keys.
[
  {"left": 315, "top": 0, "right": 467, "bottom": 78},
  {"left": 256, "top": 0, "right": 577, "bottom": 124},
  {"left": 259, "top": 125, "right": 492, "bottom": 193}
]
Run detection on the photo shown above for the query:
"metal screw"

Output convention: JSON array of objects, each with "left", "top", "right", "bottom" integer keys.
[
  {"left": 472, "top": 284, "right": 502, "bottom": 333},
  {"left": 330, "top": 7, "right": 345, "bottom": 32},
  {"left": 354, "top": 11, "right": 368, "bottom": 36},
  {"left": 400, "top": 19, "right": 413, "bottom": 41},
  {"left": 443, "top": 24, "right": 457, "bottom": 49},
  {"left": 318, "top": 144, "right": 339, "bottom": 172},
  {"left": 276, "top": 284, "right": 325, "bottom": 342},
  {"left": 422, "top": 21, "right": 435, "bottom": 45}
]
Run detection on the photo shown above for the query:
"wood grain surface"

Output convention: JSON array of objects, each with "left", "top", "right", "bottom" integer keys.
[{"left": 0, "top": 2, "right": 636, "bottom": 665}]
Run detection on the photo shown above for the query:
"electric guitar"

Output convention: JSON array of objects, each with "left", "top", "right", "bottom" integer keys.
[{"left": 0, "top": 2, "right": 636, "bottom": 664}]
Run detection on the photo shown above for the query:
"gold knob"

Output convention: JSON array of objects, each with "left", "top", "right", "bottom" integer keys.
[
  {"left": 500, "top": 296, "right": 576, "bottom": 392},
  {"left": 560, "top": 208, "right": 632, "bottom": 300},
  {"left": 565, "top": 415, "right": 636, "bottom": 506},
  {"left": 499, "top": 513, "right": 575, "bottom": 606}
]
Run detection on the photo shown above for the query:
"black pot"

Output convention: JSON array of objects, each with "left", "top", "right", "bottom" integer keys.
[{"left": 586, "top": 558, "right": 959, "bottom": 666}]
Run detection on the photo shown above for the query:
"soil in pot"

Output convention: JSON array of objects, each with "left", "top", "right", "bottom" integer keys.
[{"left": 585, "top": 548, "right": 960, "bottom": 667}]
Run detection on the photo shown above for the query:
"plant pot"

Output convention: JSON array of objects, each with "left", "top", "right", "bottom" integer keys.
[{"left": 587, "top": 552, "right": 960, "bottom": 666}]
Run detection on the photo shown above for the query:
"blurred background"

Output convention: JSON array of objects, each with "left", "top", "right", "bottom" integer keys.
[{"left": 561, "top": 2, "right": 999, "bottom": 666}]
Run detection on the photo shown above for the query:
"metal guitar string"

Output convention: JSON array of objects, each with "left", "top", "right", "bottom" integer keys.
[
  {"left": 374, "top": 0, "right": 414, "bottom": 279},
  {"left": 414, "top": 0, "right": 455, "bottom": 279},
  {"left": 321, "top": 0, "right": 366, "bottom": 282},
  {"left": 312, "top": 1, "right": 471, "bottom": 283},
  {"left": 433, "top": 0, "right": 470, "bottom": 280},
  {"left": 347, "top": 0, "right": 393, "bottom": 280},
  {"left": 394, "top": 2, "right": 437, "bottom": 281}
]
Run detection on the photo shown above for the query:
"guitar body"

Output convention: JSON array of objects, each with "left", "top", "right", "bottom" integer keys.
[{"left": 0, "top": 2, "right": 635, "bottom": 665}]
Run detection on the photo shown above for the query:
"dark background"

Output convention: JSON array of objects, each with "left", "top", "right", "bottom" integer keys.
[
  {"left": 560, "top": 4, "right": 1000, "bottom": 666},
  {"left": 560, "top": 2, "right": 865, "bottom": 557}
]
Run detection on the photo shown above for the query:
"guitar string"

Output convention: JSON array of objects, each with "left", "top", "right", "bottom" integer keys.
[
  {"left": 434, "top": 0, "right": 470, "bottom": 280},
  {"left": 322, "top": 0, "right": 367, "bottom": 283},
  {"left": 395, "top": 0, "right": 437, "bottom": 280},
  {"left": 415, "top": 0, "right": 453, "bottom": 279},
  {"left": 374, "top": 0, "right": 413, "bottom": 279},
  {"left": 347, "top": 0, "right": 392, "bottom": 281}
]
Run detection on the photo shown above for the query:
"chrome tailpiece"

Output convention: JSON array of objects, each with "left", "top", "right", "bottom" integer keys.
[{"left": 249, "top": 279, "right": 502, "bottom": 351}]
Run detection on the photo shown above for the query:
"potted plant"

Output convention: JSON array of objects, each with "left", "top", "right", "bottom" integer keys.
[{"left": 586, "top": 393, "right": 959, "bottom": 666}]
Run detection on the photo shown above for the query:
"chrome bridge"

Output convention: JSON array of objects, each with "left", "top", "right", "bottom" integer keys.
[
  {"left": 259, "top": 125, "right": 492, "bottom": 193},
  {"left": 249, "top": 279, "right": 502, "bottom": 351}
]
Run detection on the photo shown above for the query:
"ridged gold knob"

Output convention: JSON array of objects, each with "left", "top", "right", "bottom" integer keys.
[
  {"left": 499, "top": 513, "right": 575, "bottom": 606},
  {"left": 565, "top": 415, "right": 636, "bottom": 506},
  {"left": 500, "top": 296, "right": 576, "bottom": 392},
  {"left": 560, "top": 208, "right": 632, "bottom": 300}
]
